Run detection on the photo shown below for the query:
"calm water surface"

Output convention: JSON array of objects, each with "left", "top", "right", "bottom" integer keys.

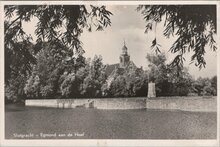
[{"left": 5, "top": 104, "right": 217, "bottom": 139}]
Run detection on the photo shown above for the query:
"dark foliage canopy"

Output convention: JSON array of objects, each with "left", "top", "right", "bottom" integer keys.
[
  {"left": 137, "top": 5, "right": 217, "bottom": 68},
  {"left": 4, "top": 5, "right": 112, "bottom": 82}
]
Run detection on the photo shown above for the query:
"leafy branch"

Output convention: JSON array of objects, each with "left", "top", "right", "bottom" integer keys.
[
  {"left": 4, "top": 5, "right": 113, "bottom": 82},
  {"left": 137, "top": 5, "right": 217, "bottom": 69}
]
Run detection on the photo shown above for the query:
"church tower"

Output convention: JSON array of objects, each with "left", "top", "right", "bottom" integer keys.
[{"left": 119, "top": 41, "right": 130, "bottom": 68}]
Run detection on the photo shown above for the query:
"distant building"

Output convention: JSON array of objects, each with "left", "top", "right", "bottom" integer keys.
[
  {"left": 119, "top": 41, "right": 130, "bottom": 68},
  {"left": 105, "top": 41, "right": 143, "bottom": 88},
  {"left": 104, "top": 41, "right": 156, "bottom": 98}
]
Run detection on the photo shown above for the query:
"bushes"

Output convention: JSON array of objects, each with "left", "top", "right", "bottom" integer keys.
[
  {"left": 24, "top": 74, "right": 40, "bottom": 98},
  {"left": 5, "top": 74, "right": 27, "bottom": 103},
  {"left": 80, "top": 55, "right": 107, "bottom": 98},
  {"left": 109, "top": 75, "right": 128, "bottom": 97},
  {"left": 192, "top": 76, "right": 217, "bottom": 96},
  {"left": 60, "top": 73, "right": 82, "bottom": 98},
  {"left": 108, "top": 67, "right": 148, "bottom": 97}
]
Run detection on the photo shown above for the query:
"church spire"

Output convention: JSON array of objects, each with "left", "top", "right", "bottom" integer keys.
[
  {"left": 120, "top": 39, "right": 130, "bottom": 68},
  {"left": 122, "top": 39, "right": 128, "bottom": 55}
]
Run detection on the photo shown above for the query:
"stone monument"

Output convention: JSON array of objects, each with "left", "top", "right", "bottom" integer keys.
[{"left": 147, "top": 82, "right": 156, "bottom": 98}]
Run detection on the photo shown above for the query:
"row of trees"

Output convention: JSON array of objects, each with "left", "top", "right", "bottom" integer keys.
[
  {"left": 192, "top": 76, "right": 217, "bottom": 96},
  {"left": 147, "top": 53, "right": 217, "bottom": 96},
  {"left": 107, "top": 67, "right": 148, "bottom": 97},
  {"left": 4, "top": 5, "right": 113, "bottom": 103},
  {"left": 23, "top": 42, "right": 106, "bottom": 99},
  {"left": 21, "top": 42, "right": 149, "bottom": 99},
  {"left": 5, "top": 42, "right": 217, "bottom": 103},
  {"left": 4, "top": 5, "right": 217, "bottom": 103}
]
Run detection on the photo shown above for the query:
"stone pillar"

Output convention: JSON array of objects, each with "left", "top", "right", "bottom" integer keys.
[{"left": 148, "top": 82, "right": 156, "bottom": 98}]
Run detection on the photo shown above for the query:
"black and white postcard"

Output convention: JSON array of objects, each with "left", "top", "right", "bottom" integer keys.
[{"left": 0, "top": 1, "right": 219, "bottom": 146}]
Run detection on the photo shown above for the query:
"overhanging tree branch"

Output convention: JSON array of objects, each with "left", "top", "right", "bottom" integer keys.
[{"left": 5, "top": 15, "right": 22, "bottom": 32}]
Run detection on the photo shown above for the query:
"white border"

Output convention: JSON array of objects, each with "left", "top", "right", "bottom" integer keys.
[{"left": 0, "top": 1, "right": 219, "bottom": 147}]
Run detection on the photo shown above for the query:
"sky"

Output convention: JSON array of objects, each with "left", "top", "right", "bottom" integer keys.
[{"left": 22, "top": 5, "right": 217, "bottom": 78}]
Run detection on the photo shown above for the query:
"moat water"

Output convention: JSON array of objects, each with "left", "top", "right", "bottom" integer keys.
[{"left": 5, "top": 104, "right": 217, "bottom": 139}]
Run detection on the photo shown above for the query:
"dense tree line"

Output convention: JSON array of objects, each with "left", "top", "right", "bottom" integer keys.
[
  {"left": 107, "top": 66, "right": 148, "bottom": 97},
  {"left": 5, "top": 43, "right": 217, "bottom": 103},
  {"left": 4, "top": 5, "right": 217, "bottom": 103},
  {"left": 22, "top": 43, "right": 149, "bottom": 99},
  {"left": 22, "top": 42, "right": 107, "bottom": 99},
  {"left": 4, "top": 5, "right": 112, "bottom": 103},
  {"left": 147, "top": 53, "right": 193, "bottom": 96},
  {"left": 146, "top": 53, "right": 217, "bottom": 97},
  {"left": 192, "top": 76, "right": 217, "bottom": 96}
]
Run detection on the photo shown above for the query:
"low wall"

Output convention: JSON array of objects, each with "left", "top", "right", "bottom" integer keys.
[
  {"left": 93, "top": 98, "right": 146, "bottom": 110},
  {"left": 25, "top": 98, "right": 147, "bottom": 110},
  {"left": 25, "top": 97, "right": 217, "bottom": 112},
  {"left": 25, "top": 99, "right": 58, "bottom": 108},
  {"left": 146, "top": 97, "right": 217, "bottom": 112}
]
